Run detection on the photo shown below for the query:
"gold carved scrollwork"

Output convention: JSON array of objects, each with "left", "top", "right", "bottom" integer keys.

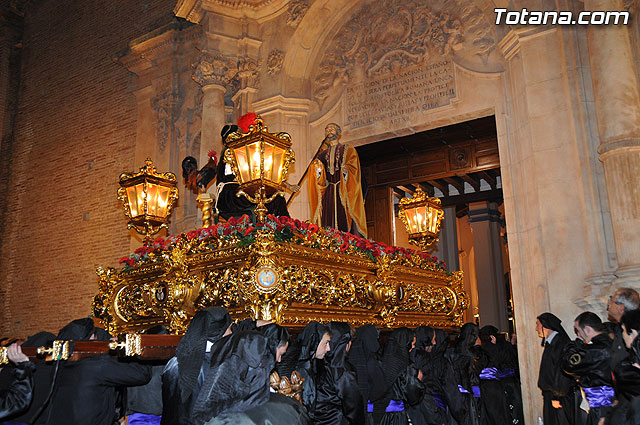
[{"left": 95, "top": 228, "right": 468, "bottom": 334}]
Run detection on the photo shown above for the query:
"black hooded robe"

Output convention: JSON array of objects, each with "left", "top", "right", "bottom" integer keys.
[
  {"left": 276, "top": 321, "right": 329, "bottom": 420},
  {"left": 411, "top": 327, "right": 467, "bottom": 425},
  {"left": 314, "top": 322, "right": 365, "bottom": 425},
  {"left": 476, "top": 326, "right": 523, "bottom": 425},
  {"left": 447, "top": 323, "right": 481, "bottom": 425},
  {"left": 0, "top": 360, "right": 35, "bottom": 420},
  {"left": 372, "top": 328, "right": 425, "bottom": 425},
  {"left": 161, "top": 307, "right": 232, "bottom": 425},
  {"left": 45, "top": 318, "right": 151, "bottom": 425},
  {"left": 537, "top": 313, "right": 582, "bottom": 425}
]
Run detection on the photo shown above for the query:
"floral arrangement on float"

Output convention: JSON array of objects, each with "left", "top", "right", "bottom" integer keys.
[{"left": 119, "top": 214, "right": 449, "bottom": 273}]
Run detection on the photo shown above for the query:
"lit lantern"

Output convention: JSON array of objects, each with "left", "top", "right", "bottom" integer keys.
[
  {"left": 224, "top": 116, "right": 295, "bottom": 222},
  {"left": 397, "top": 187, "right": 444, "bottom": 252},
  {"left": 117, "top": 158, "right": 178, "bottom": 245}
]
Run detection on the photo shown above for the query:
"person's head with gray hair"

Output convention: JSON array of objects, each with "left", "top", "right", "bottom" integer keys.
[
  {"left": 324, "top": 123, "right": 342, "bottom": 142},
  {"left": 607, "top": 287, "right": 640, "bottom": 323}
]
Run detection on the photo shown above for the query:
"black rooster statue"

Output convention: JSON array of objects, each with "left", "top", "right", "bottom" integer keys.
[{"left": 181, "top": 150, "right": 217, "bottom": 194}]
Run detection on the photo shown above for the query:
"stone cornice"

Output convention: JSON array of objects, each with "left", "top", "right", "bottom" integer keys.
[
  {"left": 174, "top": 0, "right": 204, "bottom": 23},
  {"left": 117, "top": 20, "right": 199, "bottom": 74},
  {"left": 189, "top": 0, "right": 291, "bottom": 21}
]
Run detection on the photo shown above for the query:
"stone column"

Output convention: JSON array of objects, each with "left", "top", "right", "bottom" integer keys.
[
  {"left": 441, "top": 206, "right": 460, "bottom": 272},
  {"left": 468, "top": 201, "right": 508, "bottom": 330},
  {"left": 586, "top": 0, "right": 640, "bottom": 286},
  {"left": 192, "top": 52, "right": 236, "bottom": 165},
  {"left": 231, "top": 57, "right": 260, "bottom": 121}
]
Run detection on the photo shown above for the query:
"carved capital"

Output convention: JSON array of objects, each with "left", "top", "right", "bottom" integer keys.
[
  {"left": 236, "top": 56, "right": 260, "bottom": 88},
  {"left": 192, "top": 51, "right": 237, "bottom": 87}
]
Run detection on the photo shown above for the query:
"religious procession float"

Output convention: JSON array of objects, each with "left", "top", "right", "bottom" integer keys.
[{"left": 1, "top": 115, "right": 467, "bottom": 363}]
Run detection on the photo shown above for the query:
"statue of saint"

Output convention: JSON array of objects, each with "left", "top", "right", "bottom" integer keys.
[{"left": 308, "top": 123, "right": 367, "bottom": 237}]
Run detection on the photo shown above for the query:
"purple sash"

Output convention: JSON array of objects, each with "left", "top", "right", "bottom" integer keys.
[
  {"left": 582, "top": 386, "right": 615, "bottom": 408},
  {"left": 367, "top": 400, "right": 405, "bottom": 412},
  {"left": 433, "top": 393, "right": 446, "bottom": 410},
  {"left": 479, "top": 367, "right": 499, "bottom": 380},
  {"left": 472, "top": 385, "right": 481, "bottom": 398},
  {"left": 458, "top": 385, "right": 481, "bottom": 398},
  {"left": 498, "top": 368, "right": 516, "bottom": 378},
  {"left": 127, "top": 413, "right": 162, "bottom": 425}
]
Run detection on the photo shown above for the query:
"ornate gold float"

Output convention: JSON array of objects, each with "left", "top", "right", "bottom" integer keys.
[
  {"left": 93, "top": 215, "right": 467, "bottom": 335},
  {"left": 94, "top": 117, "right": 467, "bottom": 336}
]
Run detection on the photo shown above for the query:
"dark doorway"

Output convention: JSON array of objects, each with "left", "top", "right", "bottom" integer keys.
[{"left": 357, "top": 116, "right": 515, "bottom": 332}]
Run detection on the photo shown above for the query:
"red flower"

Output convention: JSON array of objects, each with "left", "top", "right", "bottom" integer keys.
[
  {"left": 238, "top": 113, "right": 258, "bottom": 133},
  {"left": 308, "top": 224, "right": 319, "bottom": 233},
  {"left": 223, "top": 227, "right": 232, "bottom": 236},
  {"left": 228, "top": 216, "right": 237, "bottom": 226},
  {"left": 279, "top": 216, "right": 289, "bottom": 225},
  {"left": 243, "top": 226, "right": 254, "bottom": 236},
  {"left": 372, "top": 248, "right": 381, "bottom": 257},
  {"left": 119, "top": 256, "right": 130, "bottom": 265},
  {"left": 340, "top": 242, "right": 349, "bottom": 251},
  {"left": 187, "top": 230, "right": 198, "bottom": 239}
]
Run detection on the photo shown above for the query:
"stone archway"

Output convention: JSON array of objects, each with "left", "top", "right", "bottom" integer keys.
[
  {"left": 178, "top": 0, "right": 625, "bottom": 421},
  {"left": 273, "top": 1, "right": 619, "bottom": 422}
]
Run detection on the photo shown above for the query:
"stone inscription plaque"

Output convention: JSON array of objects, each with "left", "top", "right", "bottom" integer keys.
[{"left": 345, "top": 60, "right": 455, "bottom": 128}]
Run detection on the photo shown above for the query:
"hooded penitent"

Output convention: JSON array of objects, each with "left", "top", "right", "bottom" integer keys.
[
  {"left": 56, "top": 317, "right": 111, "bottom": 342},
  {"left": 175, "top": 307, "right": 231, "bottom": 402},
  {"left": 537, "top": 312, "right": 570, "bottom": 345},
  {"left": 348, "top": 324, "right": 385, "bottom": 405},
  {"left": 191, "top": 331, "right": 274, "bottom": 425},
  {"left": 314, "top": 322, "right": 365, "bottom": 425}
]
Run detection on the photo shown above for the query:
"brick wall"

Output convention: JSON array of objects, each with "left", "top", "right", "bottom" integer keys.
[{"left": 0, "top": 0, "right": 178, "bottom": 336}]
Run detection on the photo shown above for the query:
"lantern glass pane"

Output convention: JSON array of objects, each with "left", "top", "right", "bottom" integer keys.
[
  {"left": 234, "top": 146, "right": 250, "bottom": 183},
  {"left": 126, "top": 184, "right": 146, "bottom": 218},
  {"left": 146, "top": 183, "right": 158, "bottom": 216},
  {"left": 404, "top": 208, "right": 417, "bottom": 234},
  {"left": 149, "top": 183, "right": 170, "bottom": 218},
  {"left": 246, "top": 141, "right": 261, "bottom": 180},
  {"left": 271, "top": 146, "right": 284, "bottom": 183},
  {"left": 426, "top": 207, "right": 436, "bottom": 234},
  {"left": 263, "top": 143, "right": 274, "bottom": 180}
]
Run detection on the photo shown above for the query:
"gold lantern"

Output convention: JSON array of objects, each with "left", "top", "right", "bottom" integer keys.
[
  {"left": 398, "top": 187, "right": 444, "bottom": 252},
  {"left": 224, "top": 116, "right": 295, "bottom": 222},
  {"left": 117, "top": 158, "right": 178, "bottom": 245}
]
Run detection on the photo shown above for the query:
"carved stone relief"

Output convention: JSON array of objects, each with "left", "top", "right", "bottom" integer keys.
[
  {"left": 151, "top": 77, "right": 182, "bottom": 154},
  {"left": 313, "top": 0, "right": 498, "bottom": 107},
  {"left": 192, "top": 51, "right": 238, "bottom": 87},
  {"left": 234, "top": 57, "right": 260, "bottom": 89},
  {"left": 287, "top": 0, "right": 311, "bottom": 28},
  {"left": 267, "top": 49, "right": 284, "bottom": 75},
  {"left": 192, "top": 51, "right": 260, "bottom": 97}
]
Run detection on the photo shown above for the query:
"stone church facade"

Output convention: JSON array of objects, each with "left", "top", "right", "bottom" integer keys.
[{"left": 1, "top": 0, "right": 639, "bottom": 421}]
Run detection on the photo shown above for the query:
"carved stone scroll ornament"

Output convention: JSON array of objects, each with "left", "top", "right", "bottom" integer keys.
[
  {"left": 192, "top": 52, "right": 238, "bottom": 88},
  {"left": 234, "top": 57, "right": 260, "bottom": 90},
  {"left": 286, "top": 0, "right": 310, "bottom": 27},
  {"left": 267, "top": 49, "right": 284, "bottom": 75},
  {"left": 312, "top": 0, "right": 497, "bottom": 105}
]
